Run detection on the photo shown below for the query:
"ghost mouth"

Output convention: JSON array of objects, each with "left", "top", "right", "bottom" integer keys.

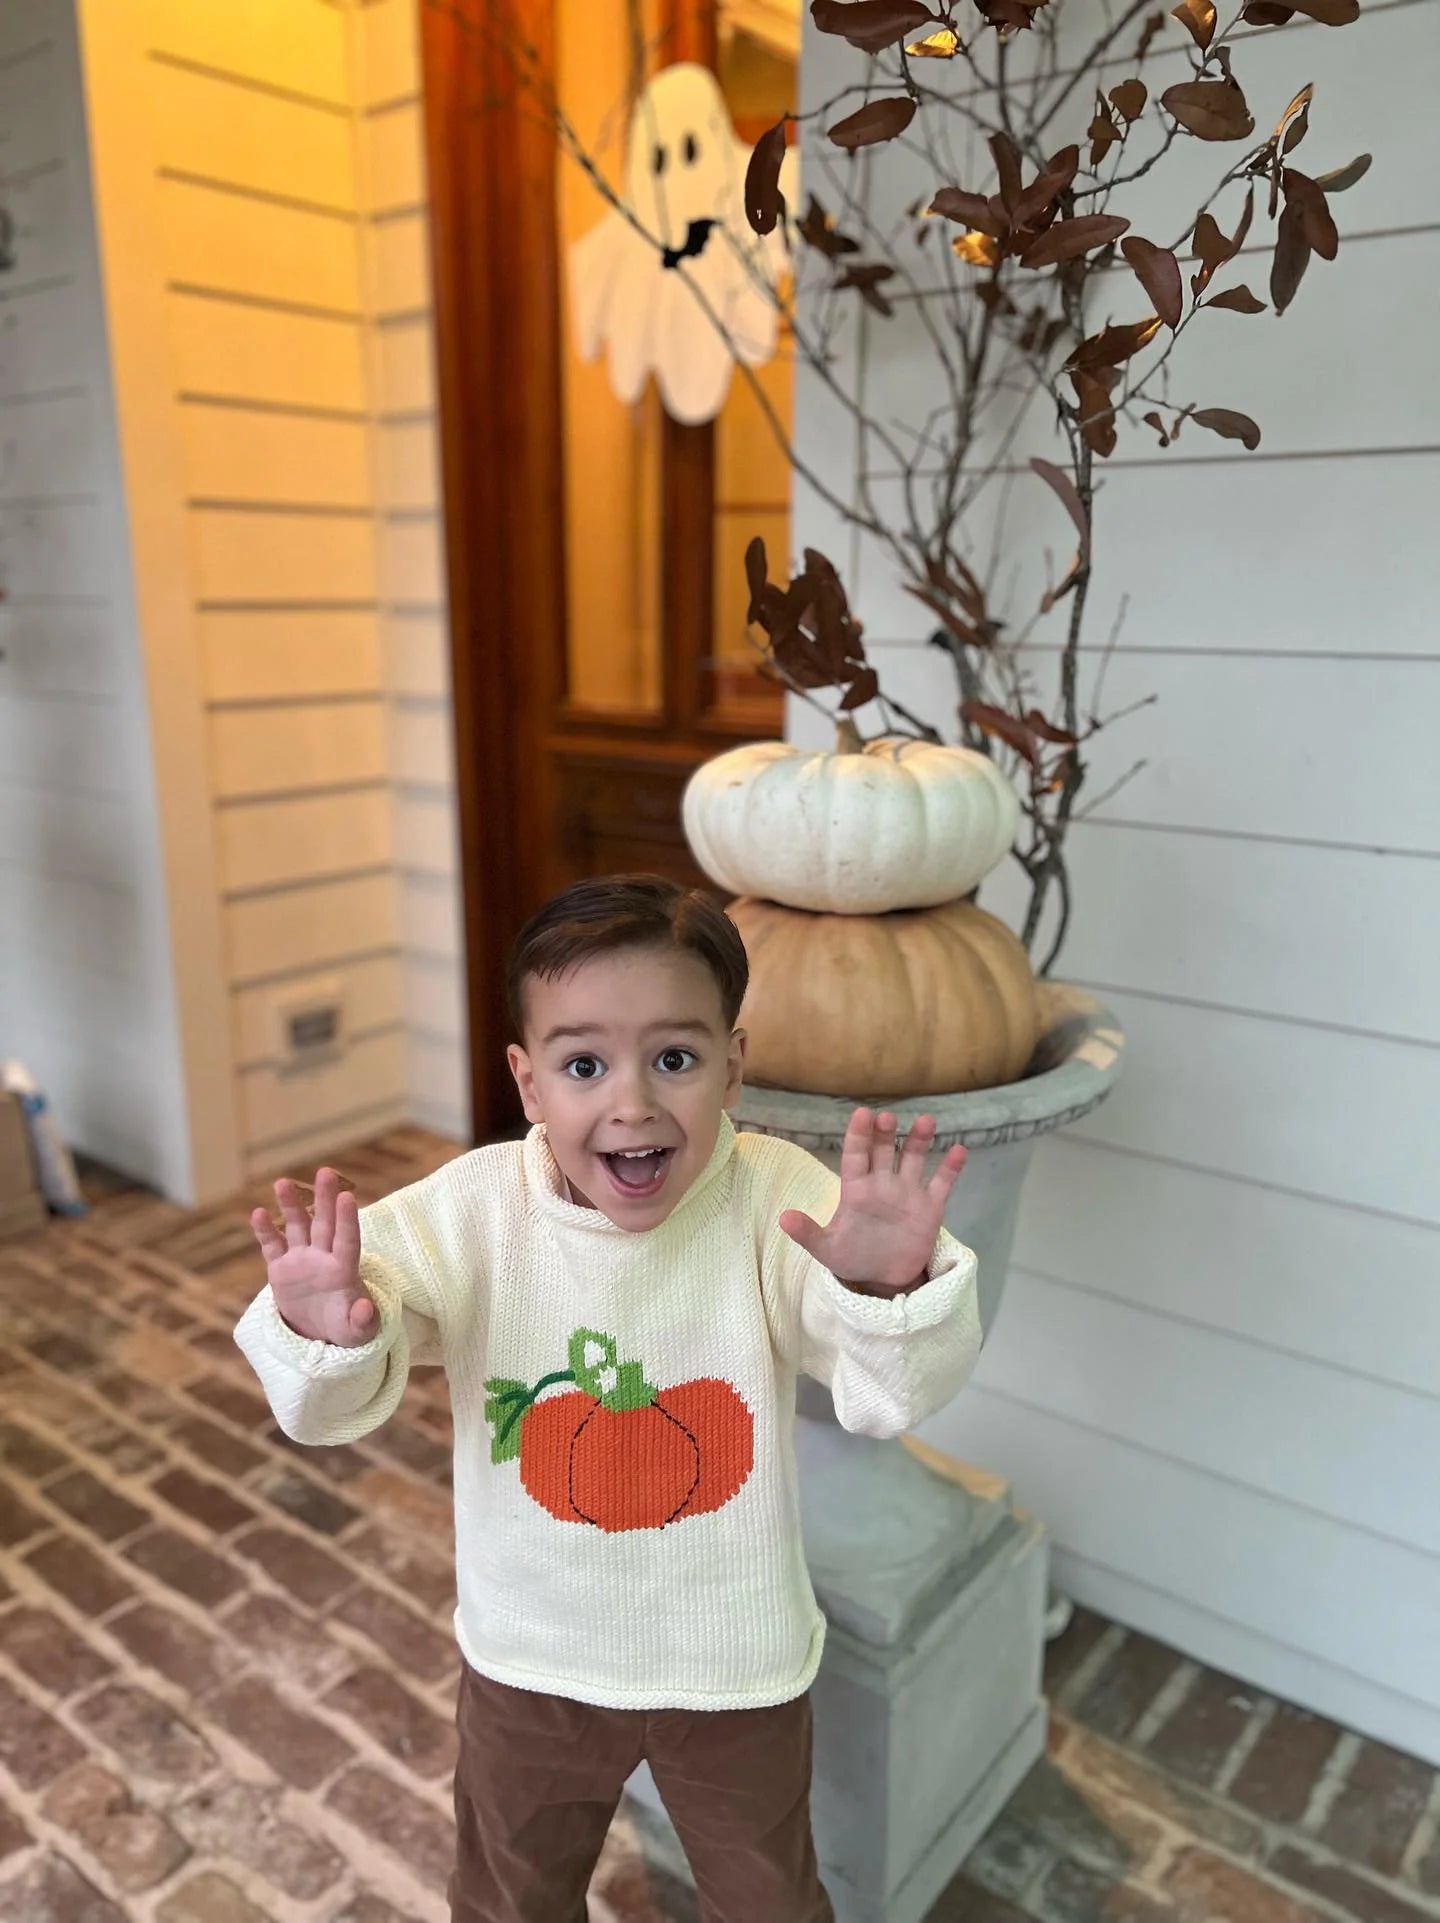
[{"left": 661, "top": 218, "right": 717, "bottom": 270}]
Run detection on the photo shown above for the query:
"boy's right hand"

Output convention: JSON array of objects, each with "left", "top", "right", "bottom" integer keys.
[{"left": 250, "top": 1166, "right": 377, "bottom": 1348}]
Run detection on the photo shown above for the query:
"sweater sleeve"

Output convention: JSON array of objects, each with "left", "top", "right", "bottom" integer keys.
[
  {"left": 754, "top": 1134, "right": 983, "bottom": 1439},
  {"left": 233, "top": 1174, "right": 451, "bottom": 1447}
]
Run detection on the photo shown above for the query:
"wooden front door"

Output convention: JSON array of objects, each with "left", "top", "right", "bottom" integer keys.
[{"left": 419, "top": 0, "right": 794, "bottom": 1138}]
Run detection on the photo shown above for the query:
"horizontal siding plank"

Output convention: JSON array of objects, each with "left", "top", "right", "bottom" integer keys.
[
  {"left": 168, "top": 292, "right": 366, "bottom": 413},
  {"left": 225, "top": 870, "right": 399, "bottom": 981},
  {"left": 376, "top": 318, "right": 435, "bottom": 413},
  {"left": 379, "top": 515, "right": 444, "bottom": 605},
  {"left": 209, "top": 702, "right": 388, "bottom": 802},
  {"left": 148, "top": 58, "right": 357, "bottom": 209},
  {"left": 406, "top": 1029, "right": 468, "bottom": 1123},
  {"left": 376, "top": 420, "right": 440, "bottom": 512},
  {"left": 0, "top": 860, "right": 142, "bottom": 970},
  {"left": 0, "top": 390, "right": 101, "bottom": 498},
  {"left": 916, "top": 1383, "right": 1440, "bottom": 1715},
  {"left": 978, "top": 823, "right": 1440, "bottom": 1046},
  {"left": 367, "top": 209, "right": 430, "bottom": 314},
  {"left": 1053, "top": 1547, "right": 1440, "bottom": 1770},
  {"left": 402, "top": 951, "right": 467, "bottom": 1048},
  {"left": 0, "top": 600, "right": 120, "bottom": 699},
  {"left": 0, "top": 501, "right": 113, "bottom": 598},
  {"left": 244, "top": 1100, "right": 411, "bottom": 1180},
  {"left": 357, "top": 0, "right": 421, "bottom": 111},
  {"left": 856, "top": 231, "right": 1440, "bottom": 467},
  {"left": 398, "top": 870, "right": 461, "bottom": 963},
  {"left": 191, "top": 507, "right": 377, "bottom": 603},
  {"left": 233, "top": 952, "right": 404, "bottom": 1065},
  {"left": 148, "top": 1, "right": 351, "bottom": 106},
  {"left": 1011, "top": 1136, "right": 1440, "bottom": 1402},
  {"left": 978, "top": 1270, "right": 1440, "bottom": 1556},
  {"left": 846, "top": 454, "right": 1440, "bottom": 659},
  {"left": 179, "top": 404, "right": 371, "bottom": 509},
  {"left": 388, "top": 701, "right": 456, "bottom": 787},
  {"left": 239, "top": 1026, "right": 407, "bottom": 1147},
  {"left": 380, "top": 611, "right": 450, "bottom": 697},
  {"left": 200, "top": 608, "right": 382, "bottom": 703},
  {"left": 0, "top": 280, "right": 97, "bottom": 402},
  {"left": 158, "top": 176, "right": 361, "bottom": 315},
  {"left": 1067, "top": 990, "right": 1437, "bottom": 1225},
  {"left": 216, "top": 786, "right": 394, "bottom": 892},
  {"left": 361, "top": 99, "right": 425, "bottom": 208},
  {"left": 795, "top": 647, "right": 1440, "bottom": 852},
  {"left": 393, "top": 788, "right": 458, "bottom": 876},
  {"left": 0, "top": 690, "right": 133, "bottom": 796}
]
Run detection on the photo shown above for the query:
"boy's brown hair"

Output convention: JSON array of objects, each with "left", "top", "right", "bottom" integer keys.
[{"left": 507, "top": 875, "right": 749, "bottom": 1039}]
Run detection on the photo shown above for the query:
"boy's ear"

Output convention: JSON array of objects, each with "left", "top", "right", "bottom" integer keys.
[
  {"left": 722, "top": 1027, "right": 747, "bottom": 1111},
  {"left": 506, "top": 1044, "right": 546, "bottom": 1125}
]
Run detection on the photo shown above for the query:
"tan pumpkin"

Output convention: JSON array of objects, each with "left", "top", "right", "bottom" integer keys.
[
  {"left": 728, "top": 896, "right": 1039, "bottom": 1098},
  {"left": 683, "top": 736, "right": 1019, "bottom": 915}
]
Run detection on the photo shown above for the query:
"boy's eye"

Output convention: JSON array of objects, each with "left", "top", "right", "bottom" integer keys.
[
  {"left": 656, "top": 1047, "right": 697, "bottom": 1074},
  {"left": 563, "top": 1055, "right": 605, "bottom": 1081}
]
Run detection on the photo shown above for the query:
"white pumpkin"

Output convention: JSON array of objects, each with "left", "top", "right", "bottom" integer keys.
[{"left": 682, "top": 736, "right": 1020, "bottom": 914}]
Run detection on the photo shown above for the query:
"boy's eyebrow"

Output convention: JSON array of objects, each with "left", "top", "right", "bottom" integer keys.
[{"left": 540, "top": 1017, "right": 718, "bottom": 1047}]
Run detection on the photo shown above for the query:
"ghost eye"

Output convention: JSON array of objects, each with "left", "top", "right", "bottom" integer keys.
[
  {"left": 652, "top": 144, "right": 667, "bottom": 176},
  {"left": 683, "top": 133, "right": 700, "bottom": 166}
]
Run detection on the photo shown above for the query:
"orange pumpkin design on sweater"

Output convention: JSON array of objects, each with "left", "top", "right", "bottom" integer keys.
[{"left": 484, "top": 1329, "right": 754, "bottom": 1532}]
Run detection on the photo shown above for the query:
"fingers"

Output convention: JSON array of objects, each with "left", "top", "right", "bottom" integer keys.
[
  {"left": 348, "top": 1293, "right": 377, "bottom": 1340},
  {"left": 309, "top": 1167, "right": 337, "bottom": 1254},
  {"left": 840, "top": 1108, "right": 874, "bottom": 1185},
  {"left": 273, "top": 1176, "right": 312, "bottom": 1251},
  {"left": 927, "top": 1142, "right": 968, "bottom": 1203},
  {"left": 250, "top": 1207, "right": 286, "bottom": 1264},
  {"left": 897, "top": 1113, "right": 937, "bottom": 1184},
  {"left": 778, "top": 1209, "right": 825, "bottom": 1261},
  {"left": 332, "top": 1189, "right": 361, "bottom": 1276},
  {"left": 872, "top": 1111, "right": 898, "bottom": 1175}
]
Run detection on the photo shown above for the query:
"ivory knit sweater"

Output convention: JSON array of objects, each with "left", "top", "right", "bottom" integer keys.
[{"left": 235, "top": 1115, "right": 982, "bottom": 1711}]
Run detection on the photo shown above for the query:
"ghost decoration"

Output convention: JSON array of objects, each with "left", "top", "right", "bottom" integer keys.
[{"left": 570, "top": 64, "right": 797, "bottom": 427}]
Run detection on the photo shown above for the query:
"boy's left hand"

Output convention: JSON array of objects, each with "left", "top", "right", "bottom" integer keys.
[{"left": 779, "top": 1108, "right": 967, "bottom": 1297}]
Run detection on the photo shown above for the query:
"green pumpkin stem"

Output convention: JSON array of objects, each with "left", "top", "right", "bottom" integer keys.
[{"left": 568, "top": 1328, "right": 658, "bottom": 1415}]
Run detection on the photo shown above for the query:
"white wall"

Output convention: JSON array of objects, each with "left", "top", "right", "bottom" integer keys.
[
  {"left": 791, "top": 1, "right": 1440, "bottom": 1762},
  {"left": 0, "top": 0, "right": 226, "bottom": 1199},
  {"left": 1, "top": 0, "right": 467, "bottom": 1200}
]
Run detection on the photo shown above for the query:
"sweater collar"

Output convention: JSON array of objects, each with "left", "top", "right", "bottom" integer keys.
[{"left": 524, "top": 1113, "right": 737, "bottom": 1236}]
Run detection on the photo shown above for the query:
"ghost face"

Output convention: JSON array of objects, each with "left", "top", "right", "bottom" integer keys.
[
  {"left": 624, "top": 65, "right": 738, "bottom": 267},
  {"left": 570, "top": 62, "right": 797, "bottom": 425}
]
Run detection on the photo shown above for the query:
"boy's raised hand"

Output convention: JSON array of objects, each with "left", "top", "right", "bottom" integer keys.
[
  {"left": 779, "top": 1108, "right": 967, "bottom": 1297},
  {"left": 249, "top": 1166, "right": 377, "bottom": 1348}
]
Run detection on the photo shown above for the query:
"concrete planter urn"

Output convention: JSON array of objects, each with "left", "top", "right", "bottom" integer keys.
[{"left": 731, "top": 982, "right": 1126, "bottom": 1923}]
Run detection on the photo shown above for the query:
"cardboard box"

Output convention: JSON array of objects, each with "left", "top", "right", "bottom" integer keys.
[{"left": 0, "top": 1091, "right": 44, "bottom": 1240}]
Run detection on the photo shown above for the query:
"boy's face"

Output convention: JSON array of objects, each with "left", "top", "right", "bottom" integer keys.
[{"left": 507, "top": 945, "right": 745, "bottom": 1230}]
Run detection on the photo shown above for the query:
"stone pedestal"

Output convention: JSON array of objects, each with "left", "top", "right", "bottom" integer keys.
[{"left": 628, "top": 988, "right": 1124, "bottom": 1919}]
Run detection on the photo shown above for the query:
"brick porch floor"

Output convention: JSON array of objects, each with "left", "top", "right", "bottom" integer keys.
[{"left": 1, "top": 1128, "right": 1437, "bottom": 1923}]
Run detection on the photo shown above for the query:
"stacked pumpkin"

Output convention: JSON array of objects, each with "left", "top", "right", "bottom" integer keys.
[{"left": 683, "top": 736, "right": 1040, "bottom": 1098}]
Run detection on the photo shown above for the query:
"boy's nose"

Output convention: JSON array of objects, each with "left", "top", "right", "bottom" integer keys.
[{"left": 608, "top": 1069, "right": 659, "bottom": 1123}]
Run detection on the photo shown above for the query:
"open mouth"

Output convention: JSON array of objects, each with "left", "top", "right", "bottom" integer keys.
[{"left": 600, "top": 1148, "right": 676, "bottom": 1198}]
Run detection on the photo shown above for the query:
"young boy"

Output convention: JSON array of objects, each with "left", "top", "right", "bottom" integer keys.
[{"left": 237, "top": 875, "right": 982, "bottom": 1923}]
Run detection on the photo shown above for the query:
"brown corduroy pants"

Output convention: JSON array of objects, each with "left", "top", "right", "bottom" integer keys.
[{"left": 450, "top": 1663, "right": 835, "bottom": 1923}]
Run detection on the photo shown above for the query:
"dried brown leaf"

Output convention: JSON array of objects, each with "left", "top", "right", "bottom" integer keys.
[
  {"left": 905, "top": 25, "right": 961, "bottom": 54},
  {"left": 1109, "top": 78, "right": 1149, "bottom": 121},
  {"left": 1170, "top": 0, "right": 1216, "bottom": 49},
  {"left": 811, "top": 0, "right": 938, "bottom": 52},
  {"left": 1191, "top": 406, "right": 1262, "bottom": 448},
  {"left": 827, "top": 96, "right": 917, "bottom": 149},
  {"left": 1017, "top": 213, "right": 1130, "bottom": 267},
  {"left": 839, "top": 666, "right": 881, "bottom": 710},
  {"left": 1314, "top": 152, "right": 1371, "bottom": 193},
  {"left": 1206, "top": 283, "right": 1266, "bottom": 312},
  {"left": 1277, "top": 82, "right": 1313, "bottom": 155},
  {"left": 1071, "top": 368, "right": 1118, "bottom": 457},
  {"left": 1014, "top": 145, "right": 1080, "bottom": 227},
  {"left": 1270, "top": 198, "right": 1311, "bottom": 312},
  {"left": 1135, "top": 9, "right": 1167, "bottom": 59},
  {"left": 1071, "top": 314, "right": 1165, "bottom": 368},
  {"left": 798, "top": 194, "right": 861, "bottom": 258},
  {"left": 991, "top": 132, "right": 1025, "bottom": 211},
  {"left": 1143, "top": 409, "right": 1171, "bottom": 446},
  {"left": 929, "top": 187, "right": 1006, "bottom": 233},
  {"left": 1284, "top": 0, "right": 1359, "bottom": 19},
  {"left": 953, "top": 230, "right": 1003, "bottom": 266},
  {"left": 744, "top": 121, "right": 789, "bottom": 236},
  {"left": 1122, "top": 235, "right": 1183, "bottom": 327},
  {"left": 961, "top": 699, "right": 1043, "bottom": 767},
  {"left": 1030, "top": 456, "right": 1090, "bottom": 548},
  {"left": 1284, "top": 168, "right": 1338, "bottom": 259},
  {"left": 1242, "top": 2, "right": 1295, "bottom": 20},
  {"left": 1025, "top": 708, "right": 1080, "bottom": 746},
  {"left": 1161, "top": 78, "right": 1256, "bottom": 141}
]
